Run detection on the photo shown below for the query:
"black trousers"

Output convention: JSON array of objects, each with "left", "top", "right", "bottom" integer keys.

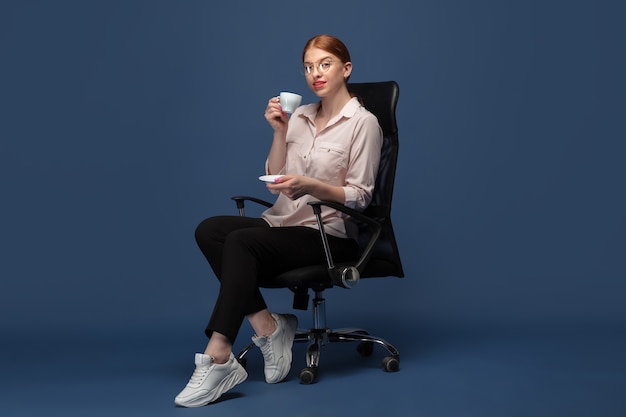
[{"left": 195, "top": 215, "right": 359, "bottom": 344}]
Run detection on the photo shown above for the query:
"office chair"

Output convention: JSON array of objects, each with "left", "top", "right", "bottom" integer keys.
[{"left": 232, "top": 81, "right": 404, "bottom": 384}]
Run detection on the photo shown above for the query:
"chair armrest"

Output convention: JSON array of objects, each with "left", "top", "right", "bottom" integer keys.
[
  {"left": 307, "top": 200, "right": 382, "bottom": 288},
  {"left": 231, "top": 196, "right": 273, "bottom": 216},
  {"left": 307, "top": 200, "right": 381, "bottom": 230}
]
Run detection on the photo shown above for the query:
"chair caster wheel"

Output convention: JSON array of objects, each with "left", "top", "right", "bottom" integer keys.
[
  {"left": 357, "top": 341, "right": 374, "bottom": 357},
  {"left": 299, "top": 367, "right": 317, "bottom": 384},
  {"left": 382, "top": 356, "right": 400, "bottom": 372}
]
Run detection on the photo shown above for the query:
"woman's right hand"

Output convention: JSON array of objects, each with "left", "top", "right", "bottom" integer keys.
[{"left": 264, "top": 96, "right": 289, "bottom": 134}]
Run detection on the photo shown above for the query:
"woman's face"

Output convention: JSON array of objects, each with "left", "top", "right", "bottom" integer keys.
[{"left": 303, "top": 47, "right": 352, "bottom": 98}]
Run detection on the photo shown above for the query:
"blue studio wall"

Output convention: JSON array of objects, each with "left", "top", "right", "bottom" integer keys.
[{"left": 1, "top": 0, "right": 625, "bottom": 343}]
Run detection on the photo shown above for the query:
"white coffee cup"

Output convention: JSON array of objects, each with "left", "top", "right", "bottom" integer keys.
[{"left": 279, "top": 92, "right": 302, "bottom": 114}]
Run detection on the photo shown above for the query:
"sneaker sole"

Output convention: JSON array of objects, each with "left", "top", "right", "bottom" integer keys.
[{"left": 175, "top": 365, "right": 248, "bottom": 407}]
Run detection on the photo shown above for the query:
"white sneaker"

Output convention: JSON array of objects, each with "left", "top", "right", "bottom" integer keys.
[
  {"left": 174, "top": 352, "right": 248, "bottom": 407},
  {"left": 252, "top": 313, "right": 298, "bottom": 384}
]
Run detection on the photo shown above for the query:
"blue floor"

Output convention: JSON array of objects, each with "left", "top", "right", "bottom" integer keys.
[{"left": 2, "top": 319, "right": 625, "bottom": 417}]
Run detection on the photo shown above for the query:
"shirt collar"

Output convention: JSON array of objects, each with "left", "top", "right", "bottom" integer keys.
[{"left": 300, "top": 96, "right": 361, "bottom": 122}]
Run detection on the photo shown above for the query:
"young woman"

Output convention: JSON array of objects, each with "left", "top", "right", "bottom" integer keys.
[{"left": 175, "top": 34, "right": 383, "bottom": 407}]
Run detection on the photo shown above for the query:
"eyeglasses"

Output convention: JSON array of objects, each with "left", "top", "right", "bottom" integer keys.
[{"left": 303, "top": 60, "right": 334, "bottom": 75}]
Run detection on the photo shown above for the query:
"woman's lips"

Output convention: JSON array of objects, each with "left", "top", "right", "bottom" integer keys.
[{"left": 313, "top": 80, "right": 326, "bottom": 89}]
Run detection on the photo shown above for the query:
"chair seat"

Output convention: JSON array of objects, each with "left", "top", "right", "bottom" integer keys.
[
  {"left": 261, "top": 265, "right": 334, "bottom": 290},
  {"left": 261, "top": 259, "right": 402, "bottom": 291}
]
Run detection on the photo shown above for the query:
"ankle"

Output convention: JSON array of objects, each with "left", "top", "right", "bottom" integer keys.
[
  {"left": 269, "top": 317, "right": 278, "bottom": 336},
  {"left": 205, "top": 353, "right": 230, "bottom": 364},
  {"left": 204, "top": 345, "right": 231, "bottom": 364},
  {"left": 259, "top": 317, "right": 277, "bottom": 338},
  {"left": 249, "top": 310, "right": 279, "bottom": 339},
  {"left": 204, "top": 331, "right": 233, "bottom": 364}
]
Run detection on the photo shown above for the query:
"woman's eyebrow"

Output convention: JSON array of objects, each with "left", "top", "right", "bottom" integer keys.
[{"left": 303, "top": 56, "right": 333, "bottom": 64}]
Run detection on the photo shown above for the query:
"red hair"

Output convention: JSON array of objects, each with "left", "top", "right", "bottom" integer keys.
[{"left": 302, "top": 34, "right": 352, "bottom": 64}]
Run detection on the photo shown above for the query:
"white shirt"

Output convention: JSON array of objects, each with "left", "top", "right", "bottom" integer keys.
[{"left": 262, "top": 97, "right": 383, "bottom": 239}]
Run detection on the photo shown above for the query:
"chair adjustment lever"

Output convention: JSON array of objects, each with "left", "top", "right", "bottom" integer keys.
[{"left": 292, "top": 286, "right": 310, "bottom": 310}]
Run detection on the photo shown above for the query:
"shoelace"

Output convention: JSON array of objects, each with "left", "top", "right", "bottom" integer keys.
[{"left": 188, "top": 366, "right": 210, "bottom": 385}]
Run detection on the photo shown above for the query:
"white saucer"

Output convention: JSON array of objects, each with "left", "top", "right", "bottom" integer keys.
[{"left": 258, "top": 175, "right": 284, "bottom": 183}]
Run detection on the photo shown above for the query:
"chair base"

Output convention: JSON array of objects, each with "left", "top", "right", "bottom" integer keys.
[
  {"left": 236, "top": 324, "right": 400, "bottom": 384},
  {"left": 296, "top": 327, "right": 400, "bottom": 384}
]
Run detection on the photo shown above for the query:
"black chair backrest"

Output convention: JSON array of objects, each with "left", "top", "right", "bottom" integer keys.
[{"left": 348, "top": 81, "right": 404, "bottom": 278}]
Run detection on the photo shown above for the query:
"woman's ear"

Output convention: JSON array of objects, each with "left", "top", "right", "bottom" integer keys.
[{"left": 343, "top": 62, "right": 352, "bottom": 79}]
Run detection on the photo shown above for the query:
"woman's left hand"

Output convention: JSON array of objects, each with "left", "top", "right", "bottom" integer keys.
[{"left": 266, "top": 175, "right": 311, "bottom": 200}]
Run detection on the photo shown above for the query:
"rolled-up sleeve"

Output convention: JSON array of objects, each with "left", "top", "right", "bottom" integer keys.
[{"left": 342, "top": 112, "right": 383, "bottom": 211}]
